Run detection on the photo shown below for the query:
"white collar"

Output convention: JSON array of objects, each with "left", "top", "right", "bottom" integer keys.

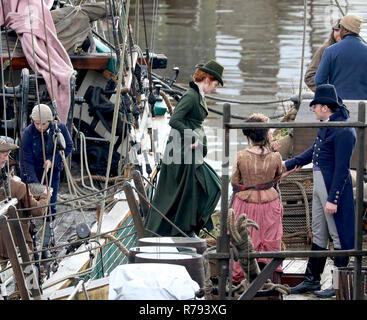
[{"left": 195, "top": 82, "right": 205, "bottom": 97}]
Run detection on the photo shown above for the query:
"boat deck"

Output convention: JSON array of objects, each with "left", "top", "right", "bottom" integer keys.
[
  {"left": 282, "top": 258, "right": 334, "bottom": 300},
  {"left": 41, "top": 112, "right": 171, "bottom": 298}
]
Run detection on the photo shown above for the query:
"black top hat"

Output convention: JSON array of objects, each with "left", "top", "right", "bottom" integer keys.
[
  {"left": 309, "top": 84, "right": 342, "bottom": 109},
  {"left": 195, "top": 60, "right": 224, "bottom": 86}
]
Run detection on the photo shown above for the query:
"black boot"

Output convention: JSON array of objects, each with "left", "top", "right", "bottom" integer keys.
[
  {"left": 334, "top": 255, "right": 349, "bottom": 268},
  {"left": 314, "top": 249, "right": 349, "bottom": 298},
  {"left": 290, "top": 243, "right": 327, "bottom": 294}
]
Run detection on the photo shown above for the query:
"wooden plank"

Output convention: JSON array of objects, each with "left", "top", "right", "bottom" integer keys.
[
  {"left": 45, "top": 277, "right": 109, "bottom": 300},
  {"left": 41, "top": 200, "right": 130, "bottom": 297},
  {"left": 238, "top": 258, "right": 284, "bottom": 300},
  {"left": 0, "top": 215, "right": 30, "bottom": 300},
  {"left": 282, "top": 259, "right": 308, "bottom": 274},
  {"left": 2, "top": 54, "right": 112, "bottom": 71},
  {"left": 0, "top": 35, "right": 115, "bottom": 71},
  {"left": 7, "top": 206, "right": 41, "bottom": 299}
]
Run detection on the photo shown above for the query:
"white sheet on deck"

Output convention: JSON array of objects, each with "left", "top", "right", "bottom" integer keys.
[{"left": 108, "top": 263, "right": 199, "bottom": 300}]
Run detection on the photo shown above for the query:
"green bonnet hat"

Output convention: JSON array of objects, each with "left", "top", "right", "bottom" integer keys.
[{"left": 195, "top": 59, "right": 224, "bottom": 86}]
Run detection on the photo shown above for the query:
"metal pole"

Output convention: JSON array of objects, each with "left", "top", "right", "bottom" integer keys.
[
  {"left": 122, "top": 181, "right": 146, "bottom": 239},
  {"left": 353, "top": 101, "right": 365, "bottom": 300},
  {"left": 218, "top": 103, "right": 231, "bottom": 300}
]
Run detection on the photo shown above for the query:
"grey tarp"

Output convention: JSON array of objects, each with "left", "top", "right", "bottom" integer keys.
[{"left": 51, "top": 3, "right": 107, "bottom": 54}]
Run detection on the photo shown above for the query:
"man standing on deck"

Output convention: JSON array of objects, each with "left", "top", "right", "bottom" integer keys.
[
  {"left": 315, "top": 14, "right": 367, "bottom": 100},
  {"left": 19, "top": 104, "right": 73, "bottom": 258},
  {"left": 282, "top": 84, "right": 356, "bottom": 298}
]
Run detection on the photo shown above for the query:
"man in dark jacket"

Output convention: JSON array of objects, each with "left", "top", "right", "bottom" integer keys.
[
  {"left": 315, "top": 14, "right": 367, "bottom": 99},
  {"left": 19, "top": 104, "right": 73, "bottom": 254},
  {"left": 283, "top": 84, "right": 356, "bottom": 298}
]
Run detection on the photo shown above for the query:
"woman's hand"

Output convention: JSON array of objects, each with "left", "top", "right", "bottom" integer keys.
[
  {"left": 281, "top": 164, "right": 301, "bottom": 180},
  {"left": 271, "top": 140, "right": 281, "bottom": 152}
]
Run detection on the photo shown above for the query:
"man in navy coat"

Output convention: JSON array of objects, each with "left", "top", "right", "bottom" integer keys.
[
  {"left": 19, "top": 104, "right": 73, "bottom": 256},
  {"left": 315, "top": 14, "right": 367, "bottom": 100},
  {"left": 283, "top": 84, "right": 356, "bottom": 298}
]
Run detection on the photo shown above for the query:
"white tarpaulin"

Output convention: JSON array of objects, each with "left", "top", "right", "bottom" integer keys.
[{"left": 108, "top": 263, "right": 200, "bottom": 300}]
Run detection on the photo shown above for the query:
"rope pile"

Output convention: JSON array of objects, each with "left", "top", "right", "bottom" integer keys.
[{"left": 227, "top": 209, "right": 290, "bottom": 297}]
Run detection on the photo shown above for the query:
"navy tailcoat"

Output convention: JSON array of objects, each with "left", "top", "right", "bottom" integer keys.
[{"left": 285, "top": 108, "right": 356, "bottom": 249}]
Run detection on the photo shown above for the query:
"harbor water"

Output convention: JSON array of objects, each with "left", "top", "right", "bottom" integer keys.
[{"left": 134, "top": 0, "right": 367, "bottom": 171}]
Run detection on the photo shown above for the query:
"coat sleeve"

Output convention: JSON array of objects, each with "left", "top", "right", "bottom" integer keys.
[
  {"left": 285, "top": 145, "right": 314, "bottom": 171},
  {"left": 315, "top": 46, "right": 332, "bottom": 86},
  {"left": 49, "top": 123, "right": 73, "bottom": 169},
  {"left": 11, "top": 179, "right": 47, "bottom": 217},
  {"left": 60, "top": 123, "right": 74, "bottom": 158},
  {"left": 21, "top": 127, "right": 40, "bottom": 183},
  {"left": 327, "top": 128, "right": 356, "bottom": 204},
  {"left": 304, "top": 43, "right": 327, "bottom": 92}
]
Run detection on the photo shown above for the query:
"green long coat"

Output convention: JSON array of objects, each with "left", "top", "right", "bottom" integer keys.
[{"left": 145, "top": 81, "right": 221, "bottom": 236}]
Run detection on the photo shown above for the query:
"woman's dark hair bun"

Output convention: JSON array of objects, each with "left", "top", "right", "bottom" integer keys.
[{"left": 242, "top": 113, "right": 269, "bottom": 143}]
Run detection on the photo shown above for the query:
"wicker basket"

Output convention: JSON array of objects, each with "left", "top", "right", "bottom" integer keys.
[{"left": 279, "top": 169, "right": 313, "bottom": 246}]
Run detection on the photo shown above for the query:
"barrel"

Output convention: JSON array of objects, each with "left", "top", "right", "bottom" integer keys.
[
  {"left": 128, "top": 246, "right": 197, "bottom": 264},
  {"left": 138, "top": 237, "right": 207, "bottom": 254},
  {"left": 134, "top": 252, "right": 205, "bottom": 288}
]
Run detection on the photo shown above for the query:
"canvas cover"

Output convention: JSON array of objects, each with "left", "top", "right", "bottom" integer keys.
[
  {"left": 0, "top": 0, "right": 74, "bottom": 123},
  {"left": 108, "top": 263, "right": 200, "bottom": 300},
  {"left": 51, "top": 2, "right": 107, "bottom": 54}
]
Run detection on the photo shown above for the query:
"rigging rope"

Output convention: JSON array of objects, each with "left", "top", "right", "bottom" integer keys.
[
  {"left": 40, "top": 0, "right": 56, "bottom": 103},
  {"left": 334, "top": 0, "right": 345, "bottom": 16},
  {"left": 152, "top": 72, "right": 293, "bottom": 105},
  {"left": 0, "top": 19, "right": 12, "bottom": 197},
  {"left": 297, "top": 0, "right": 307, "bottom": 108},
  {"left": 97, "top": 0, "right": 131, "bottom": 239}
]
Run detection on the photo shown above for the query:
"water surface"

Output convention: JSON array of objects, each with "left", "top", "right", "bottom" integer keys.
[{"left": 133, "top": 0, "right": 367, "bottom": 169}]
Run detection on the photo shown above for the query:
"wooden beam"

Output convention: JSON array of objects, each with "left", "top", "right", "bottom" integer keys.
[{"left": 0, "top": 215, "right": 30, "bottom": 300}]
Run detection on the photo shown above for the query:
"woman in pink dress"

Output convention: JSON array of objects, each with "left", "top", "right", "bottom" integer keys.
[{"left": 231, "top": 113, "right": 284, "bottom": 284}]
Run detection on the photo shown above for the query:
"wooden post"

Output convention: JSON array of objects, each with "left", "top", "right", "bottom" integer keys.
[
  {"left": 7, "top": 206, "right": 41, "bottom": 299},
  {"left": 123, "top": 181, "right": 146, "bottom": 239},
  {"left": 218, "top": 103, "right": 231, "bottom": 300},
  {"left": 353, "top": 101, "right": 365, "bottom": 300},
  {"left": 237, "top": 258, "right": 284, "bottom": 300},
  {"left": 132, "top": 170, "right": 150, "bottom": 217},
  {"left": 0, "top": 215, "right": 30, "bottom": 300}
]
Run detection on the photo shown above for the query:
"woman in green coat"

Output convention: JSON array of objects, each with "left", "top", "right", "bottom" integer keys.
[{"left": 145, "top": 60, "right": 224, "bottom": 237}]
